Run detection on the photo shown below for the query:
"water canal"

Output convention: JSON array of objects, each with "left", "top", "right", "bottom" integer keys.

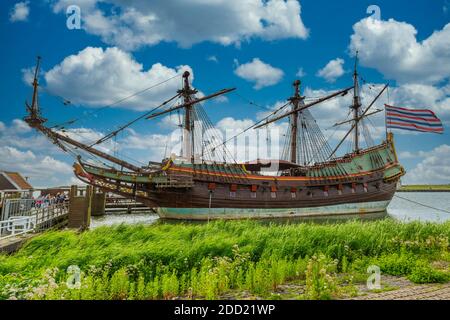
[{"left": 90, "top": 192, "right": 450, "bottom": 228}]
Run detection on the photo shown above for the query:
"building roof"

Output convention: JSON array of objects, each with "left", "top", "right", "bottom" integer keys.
[{"left": 0, "top": 171, "right": 33, "bottom": 191}]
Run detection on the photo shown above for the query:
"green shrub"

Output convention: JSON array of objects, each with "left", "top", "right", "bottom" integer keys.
[
  {"left": 408, "top": 261, "right": 449, "bottom": 284},
  {"left": 161, "top": 272, "right": 179, "bottom": 299},
  {"left": 304, "top": 254, "right": 339, "bottom": 300},
  {"left": 109, "top": 269, "right": 129, "bottom": 300},
  {"left": 374, "top": 252, "right": 417, "bottom": 276}
]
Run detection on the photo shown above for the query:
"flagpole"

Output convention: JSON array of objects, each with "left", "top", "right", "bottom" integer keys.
[
  {"left": 384, "top": 104, "right": 388, "bottom": 140},
  {"left": 385, "top": 86, "right": 389, "bottom": 140}
]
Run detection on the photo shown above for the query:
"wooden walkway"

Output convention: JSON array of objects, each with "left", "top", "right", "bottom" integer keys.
[
  {"left": 0, "top": 201, "right": 69, "bottom": 253},
  {"left": 0, "top": 234, "right": 34, "bottom": 253}
]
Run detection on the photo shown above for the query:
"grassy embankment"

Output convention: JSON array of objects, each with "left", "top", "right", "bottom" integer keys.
[
  {"left": 0, "top": 219, "right": 449, "bottom": 300},
  {"left": 399, "top": 184, "right": 450, "bottom": 192}
]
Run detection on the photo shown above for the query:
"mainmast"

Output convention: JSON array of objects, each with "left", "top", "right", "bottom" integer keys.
[
  {"left": 145, "top": 73, "right": 235, "bottom": 163},
  {"left": 288, "top": 80, "right": 302, "bottom": 163},
  {"left": 352, "top": 51, "right": 362, "bottom": 153},
  {"left": 178, "top": 71, "right": 198, "bottom": 163}
]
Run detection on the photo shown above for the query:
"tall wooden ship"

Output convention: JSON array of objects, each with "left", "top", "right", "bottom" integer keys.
[{"left": 24, "top": 56, "right": 405, "bottom": 219}]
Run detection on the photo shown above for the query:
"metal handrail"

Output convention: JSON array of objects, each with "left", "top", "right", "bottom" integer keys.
[{"left": 0, "top": 201, "right": 69, "bottom": 240}]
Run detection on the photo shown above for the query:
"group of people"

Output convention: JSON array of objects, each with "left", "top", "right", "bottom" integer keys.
[{"left": 33, "top": 192, "right": 67, "bottom": 208}]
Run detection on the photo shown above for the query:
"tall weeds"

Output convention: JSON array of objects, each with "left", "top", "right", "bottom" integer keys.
[{"left": 0, "top": 219, "right": 448, "bottom": 300}]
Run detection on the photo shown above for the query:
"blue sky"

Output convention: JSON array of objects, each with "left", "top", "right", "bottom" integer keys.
[{"left": 0, "top": 0, "right": 449, "bottom": 187}]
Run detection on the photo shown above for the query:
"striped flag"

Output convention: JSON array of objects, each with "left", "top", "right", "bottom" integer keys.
[{"left": 385, "top": 104, "right": 443, "bottom": 134}]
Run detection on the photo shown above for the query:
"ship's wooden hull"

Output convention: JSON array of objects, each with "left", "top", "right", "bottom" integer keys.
[
  {"left": 146, "top": 174, "right": 396, "bottom": 219},
  {"left": 157, "top": 200, "right": 392, "bottom": 220},
  {"left": 75, "top": 164, "right": 398, "bottom": 220},
  {"left": 73, "top": 136, "right": 404, "bottom": 220}
]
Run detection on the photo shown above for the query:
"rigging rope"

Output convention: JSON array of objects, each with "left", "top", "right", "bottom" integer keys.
[
  {"left": 88, "top": 92, "right": 181, "bottom": 147},
  {"left": 233, "top": 92, "right": 272, "bottom": 112},
  {"left": 394, "top": 194, "right": 450, "bottom": 215},
  {"left": 49, "top": 74, "right": 182, "bottom": 129},
  {"left": 56, "top": 126, "right": 147, "bottom": 167}
]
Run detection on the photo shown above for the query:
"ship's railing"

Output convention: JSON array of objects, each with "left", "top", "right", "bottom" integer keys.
[
  {"left": 153, "top": 175, "right": 194, "bottom": 188},
  {"left": 325, "top": 141, "right": 389, "bottom": 165}
]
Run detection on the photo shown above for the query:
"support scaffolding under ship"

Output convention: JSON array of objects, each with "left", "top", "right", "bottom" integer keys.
[{"left": 24, "top": 55, "right": 405, "bottom": 220}]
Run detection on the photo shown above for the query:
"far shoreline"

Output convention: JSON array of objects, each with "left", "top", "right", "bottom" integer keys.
[{"left": 398, "top": 185, "right": 450, "bottom": 192}]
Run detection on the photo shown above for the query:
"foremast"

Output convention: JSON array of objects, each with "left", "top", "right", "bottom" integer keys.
[
  {"left": 24, "top": 57, "right": 235, "bottom": 172},
  {"left": 23, "top": 57, "right": 142, "bottom": 172},
  {"left": 352, "top": 51, "right": 362, "bottom": 153}
]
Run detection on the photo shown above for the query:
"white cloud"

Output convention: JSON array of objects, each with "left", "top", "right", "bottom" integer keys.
[
  {"left": 59, "top": 127, "right": 118, "bottom": 154},
  {"left": 12, "top": 119, "right": 31, "bottom": 134},
  {"left": 9, "top": 1, "right": 30, "bottom": 22},
  {"left": 50, "top": 0, "right": 308, "bottom": 50},
  {"left": 44, "top": 46, "right": 192, "bottom": 110},
  {"left": 349, "top": 17, "right": 450, "bottom": 84},
  {"left": 21, "top": 67, "right": 35, "bottom": 86},
  {"left": 213, "top": 95, "right": 229, "bottom": 103},
  {"left": 0, "top": 119, "right": 52, "bottom": 152},
  {"left": 403, "top": 144, "right": 450, "bottom": 184},
  {"left": 216, "top": 117, "right": 255, "bottom": 133},
  {"left": 0, "top": 119, "right": 88, "bottom": 186},
  {"left": 0, "top": 146, "right": 73, "bottom": 188},
  {"left": 316, "top": 58, "right": 345, "bottom": 83},
  {"left": 158, "top": 114, "right": 183, "bottom": 130},
  {"left": 215, "top": 117, "right": 287, "bottom": 163},
  {"left": 234, "top": 58, "right": 284, "bottom": 89},
  {"left": 255, "top": 100, "right": 291, "bottom": 121},
  {"left": 207, "top": 55, "right": 218, "bottom": 63},
  {"left": 296, "top": 67, "right": 306, "bottom": 78}
]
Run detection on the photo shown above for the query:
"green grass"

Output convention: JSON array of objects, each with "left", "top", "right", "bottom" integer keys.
[{"left": 0, "top": 219, "right": 449, "bottom": 300}]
